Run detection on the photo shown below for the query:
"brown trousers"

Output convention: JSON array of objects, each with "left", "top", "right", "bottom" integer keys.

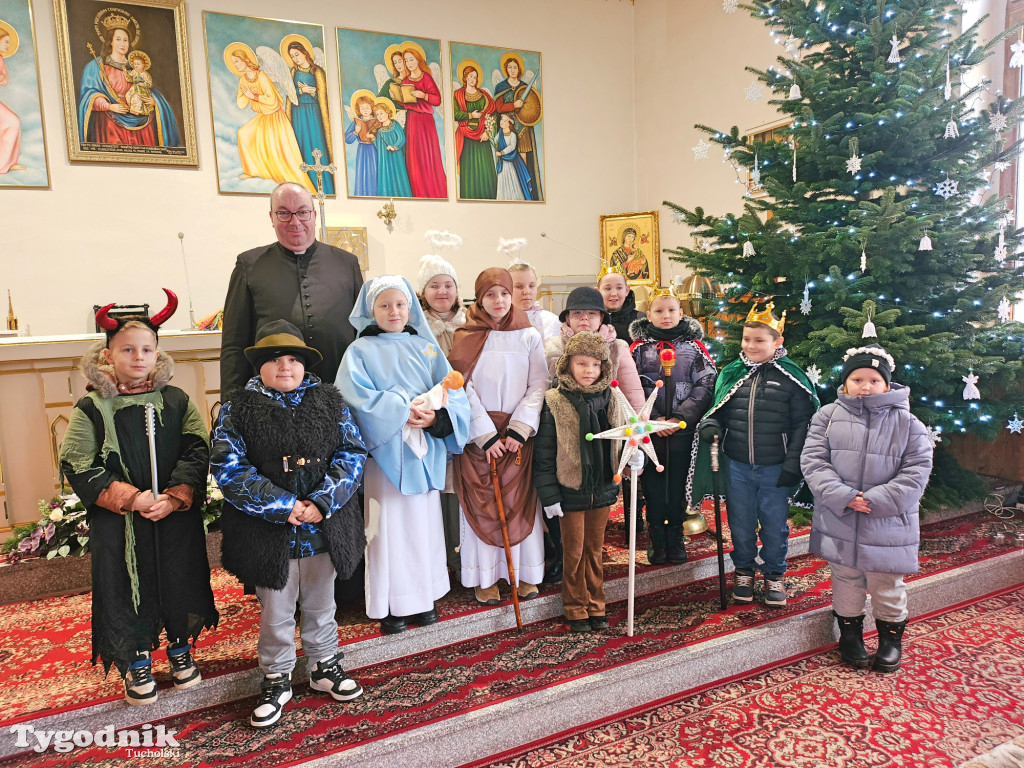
[{"left": 560, "top": 505, "right": 610, "bottom": 621}]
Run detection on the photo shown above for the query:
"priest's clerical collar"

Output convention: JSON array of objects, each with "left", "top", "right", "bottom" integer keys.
[{"left": 280, "top": 240, "right": 317, "bottom": 257}]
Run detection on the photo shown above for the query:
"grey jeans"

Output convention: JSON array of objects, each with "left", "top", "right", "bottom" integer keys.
[
  {"left": 256, "top": 553, "right": 339, "bottom": 675},
  {"left": 830, "top": 561, "right": 908, "bottom": 622}
]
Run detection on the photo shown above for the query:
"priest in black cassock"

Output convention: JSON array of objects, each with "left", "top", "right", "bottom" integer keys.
[{"left": 220, "top": 182, "right": 363, "bottom": 400}]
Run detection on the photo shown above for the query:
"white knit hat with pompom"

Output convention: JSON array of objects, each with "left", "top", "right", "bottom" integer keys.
[{"left": 417, "top": 254, "right": 460, "bottom": 293}]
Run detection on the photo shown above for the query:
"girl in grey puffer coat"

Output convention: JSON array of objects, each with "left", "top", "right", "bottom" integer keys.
[{"left": 801, "top": 346, "right": 933, "bottom": 673}]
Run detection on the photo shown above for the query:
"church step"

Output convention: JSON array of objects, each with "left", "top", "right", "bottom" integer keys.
[
  {"left": 278, "top": 551, "right": 1024, "bottom": 768},
  {"left": 0, "top": 499, "right": 1005, "bottom": 761}
]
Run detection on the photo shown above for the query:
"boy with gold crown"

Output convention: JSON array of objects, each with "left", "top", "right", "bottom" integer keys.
[{"left": 692, "top": 302, "right": 818, "bottom": 607}]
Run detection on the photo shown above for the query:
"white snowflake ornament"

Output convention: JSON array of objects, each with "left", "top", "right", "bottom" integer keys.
[
  {"left": 994, "top": 160, "right": 1011, "bottom": 173},
  {"left": 806, "top": 364, "right": 822, "bottom": 387},
  {"left": 723, "top": 0, "right": 739, "bottom": 12},
  {"left": 692, "top": 140, "right": 710, "bottom": 161},
  {"left": 1007, "top": 412, "right": 1024, "bottom": 435},
  {"left": 962, "top": 370, "right": 980, "bottom": 401},
  {"left": 935, "top": 176, "right": 959, "bottom": 200},
  {"left": 925, "top": 426, "right": 943, "bottom": 446},
  {"left": 990, "top": 111, "right": 1008, "bottom": 133},
  {"left": 998, "top": 296, "right": 1013, "bottom": 323},
  {"left": 800, "top": 284, "right": 812, "bottom": 315},
  {"left": 846, "top": 155, "right": 862, "bottom": 176},
  {"left": 745, "top": 81, "right": 765, "bottom": 103}
]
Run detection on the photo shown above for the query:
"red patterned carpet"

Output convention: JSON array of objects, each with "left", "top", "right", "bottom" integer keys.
[
  {"left": 0, "top": 508, "right": 1013, "bottom": 732},
  {"left": 0, "top": 511, "right": 1019, "bottom": 768},
  {"left": 478, "top": 586, "right": 1024, "bottom": 768}
]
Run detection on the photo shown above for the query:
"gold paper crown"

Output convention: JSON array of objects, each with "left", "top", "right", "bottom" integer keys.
[
  {"left": 648, "top": 287, "right": 677, "bottom": 303},
  {"left": 101, "top": 14, "right": 131, "bottom": 31},
  {"left": 746, "top": 301, "right": 786, "bottom": 334},
  {"left": 596, "top": 260, "right": 625, "bottom": 281}
]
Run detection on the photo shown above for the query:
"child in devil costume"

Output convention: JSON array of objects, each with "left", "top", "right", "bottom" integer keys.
[{"left": 59, "top": 290, "right": 218, "bottom": 706}]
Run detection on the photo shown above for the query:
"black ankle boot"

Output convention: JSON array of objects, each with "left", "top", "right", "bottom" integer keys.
[
  {"left": 833, "top": 611, "right": 869, "bottom": 669},
  {"left": 666, "top": 525, "right": 687, "bottom": 564},
  {"left": 873, "top": 618, "right": 907, "bottom": 673},
  {"left": 647, "top": 524, "right": 667, "bottom": 565}
]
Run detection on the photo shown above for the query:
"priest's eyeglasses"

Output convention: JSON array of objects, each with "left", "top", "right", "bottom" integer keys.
[{"left": 273, "top": 209, "right": 314, "bottom": 222}]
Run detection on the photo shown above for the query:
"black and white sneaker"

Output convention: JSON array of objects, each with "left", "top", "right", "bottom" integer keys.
[
  {"left": 167, "top": 643, "right": 202, "bottom": 690},
  {"left": 124, "top": 652, "right": 158, "bottom": 706},
  {"left": 764, "top": 578, "right": 788, "bottom": 607},
  {"left": 250, "top": 672, "right": 292, "bottom": 728},
  {"left": 309, "top": 652, "right": 363, "bottom": 702}
]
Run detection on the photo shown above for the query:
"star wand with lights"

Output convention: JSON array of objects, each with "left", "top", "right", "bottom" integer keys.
[{"left": 586, "top": 379, "right": 683, "bottom": 637}]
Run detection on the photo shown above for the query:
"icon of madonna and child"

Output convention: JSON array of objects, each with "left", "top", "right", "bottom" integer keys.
[
  {"left": 341, "top": 38, "right": 447, "bottom": 200},
  {"left": 77, "top": 8, "right": 183, "bottom": 153}
]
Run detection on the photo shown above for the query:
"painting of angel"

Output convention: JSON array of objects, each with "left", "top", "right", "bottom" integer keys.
[
  {"left": 336, "top": 28, "right": 447, "bottom": 199},
  {"left": 203, "top": 12, "right": 334, "bottom": 196},
  {"left": 449, "top": 42, "right": 544, "bottom": 203},
  {"left": 0, "top": 0, "right": 48, "bottom": 187}
]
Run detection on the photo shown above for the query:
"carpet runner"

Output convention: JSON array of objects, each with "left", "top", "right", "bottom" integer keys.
[
  {"left": 0, "top": 510, "right": 1019, "bottom": 767},
  {"left": 478, "top": 585, "right": 1024, "bottom": 768}
]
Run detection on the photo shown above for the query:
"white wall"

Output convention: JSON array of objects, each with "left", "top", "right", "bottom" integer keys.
[
  {"left": 634, "top": 0, "right": 782, "bottom": 285},
  {"left": 3, "top": 0, "right": 636, "bottom": 335}
]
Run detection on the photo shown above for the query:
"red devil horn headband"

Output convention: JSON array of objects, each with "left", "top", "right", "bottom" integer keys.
[{"left": 95, "top": 288, "right": 179, "bottom": 334}]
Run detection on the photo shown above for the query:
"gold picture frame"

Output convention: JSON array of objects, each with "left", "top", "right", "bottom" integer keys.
[
  {"left": 53, "top": 0, "right": 198, "bottom": 166},
  {"left": 325, "top": 226, "right": 369, "bottom": 275},
  {"left": 599, "top": 210, "right": 660, "bottom": 291}
]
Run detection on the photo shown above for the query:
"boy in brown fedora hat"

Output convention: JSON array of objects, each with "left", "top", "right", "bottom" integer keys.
[{"left": 211, "top": 319, "right": 368, "bottom": 728}]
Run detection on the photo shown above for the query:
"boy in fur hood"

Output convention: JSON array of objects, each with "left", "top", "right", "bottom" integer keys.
[
  {"left": 211, "top": 320, "right": 367, "bottom": 728},
  {"left": 534, "top": 332, "right": 642, "bottom": 633},
  {"left": 59, "top": 293, "right": 218, "bottom": 706},
  {"left": 629, "top": 292, "right": 717, "bottom": 565}
]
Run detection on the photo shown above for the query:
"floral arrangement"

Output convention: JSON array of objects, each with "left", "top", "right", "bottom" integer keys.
[
  {"left": 2, "top": 476, "right": 225, "bottom": 564},
  {"left": 1, "top": 495, "right": 89, "bottom": 563}
]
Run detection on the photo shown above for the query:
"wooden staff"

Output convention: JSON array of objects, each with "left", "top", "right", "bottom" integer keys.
[{"left": 490, "top": 457, "right": 523, "bottom": 631}]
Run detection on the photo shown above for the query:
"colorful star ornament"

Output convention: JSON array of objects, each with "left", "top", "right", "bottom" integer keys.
[
  {"left": 1007, "top": 412, "right": 1024, "bottom": 435},
  {"left": 586, "top": 380, "right": 681, "bottom": 483}
]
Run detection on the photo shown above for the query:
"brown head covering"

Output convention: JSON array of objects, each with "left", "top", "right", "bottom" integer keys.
[{"left": 447, "top": 267, "right": 531, "bottom": 381}]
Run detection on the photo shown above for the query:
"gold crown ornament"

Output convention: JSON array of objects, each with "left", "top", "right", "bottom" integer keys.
[
  {"left": 746, "top": 301, "right": 786, "bottom": 334},
  {"left": 596, "top": 260, "right": 625, "bottom": 281},
  {"left": 647, "top": 287, "right": 678, "bottom": 304}
]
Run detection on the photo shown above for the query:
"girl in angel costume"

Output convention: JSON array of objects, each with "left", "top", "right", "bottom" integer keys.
[{"left": 337, "top": 276, "right": 470, "bottom": 635}]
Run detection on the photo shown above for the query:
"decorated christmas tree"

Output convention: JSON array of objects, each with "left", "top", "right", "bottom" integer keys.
[{"left": 664, "top": 0, "right": 1024, "bottom": 441}]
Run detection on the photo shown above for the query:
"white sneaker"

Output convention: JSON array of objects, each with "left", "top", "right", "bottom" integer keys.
[
  {"left": 124, "top": 652, "right": 158, "bottom": 706},
  {"left": 309, "top": 653, "right": 363, "bottom": 702},
  {"left": 251, "top": 672, "right": 292, "bottom": 728}
]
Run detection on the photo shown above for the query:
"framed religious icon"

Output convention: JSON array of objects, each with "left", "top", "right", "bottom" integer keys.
[
  {"left": 204, "top": 11, "right": 335, "bottom": 196},
  {"left": 336, "top": 28, "right": 448, "bottom": 200},
  {"left": 448, "top": 41, "right": 544, "bottom": 203},
  {"left": 326, "top": 226, "right": 368, "bottom": 275},
  {"left": 0, "top": 0, "right": 50, "bottom": 188},
  {"left": 52, "top": 0, "right": 198, "bottom": 165},
  {"left": 600, "top": 211, "right": 660, "bottom": 290}
]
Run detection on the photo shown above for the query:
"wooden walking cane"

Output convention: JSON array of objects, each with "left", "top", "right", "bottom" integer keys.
[
  {"left": 490, "top": 457, "right": 523, "bottom": 631},
  {"left": 710, "top": 436, "right": 727, "bottom": 610}
]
